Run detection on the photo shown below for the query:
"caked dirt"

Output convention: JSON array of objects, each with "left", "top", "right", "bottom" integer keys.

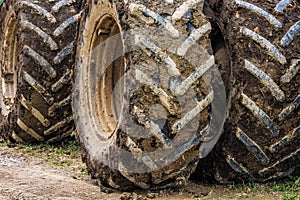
[{"left": 0, "top": 141, "right": 292, "bottom": 200}]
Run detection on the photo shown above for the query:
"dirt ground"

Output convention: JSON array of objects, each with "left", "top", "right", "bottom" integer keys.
[{"left": 0, "top": 141, "right": 297, "bottom": 200}]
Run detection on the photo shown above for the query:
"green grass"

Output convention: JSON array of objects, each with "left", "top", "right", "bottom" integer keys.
[
  {"left": 270, "top": 176, "right": 299, "bottom": 192},
  {"left": 8, "top": 137, "right": 90, "bottom": 175},
  {"left": 7, "top": 136, "right": 82, "bottom": 167},
  {"left": 270, "top": 176, "right": 300, "bottom": 200},
  {"left": 283, "top": 193, "right": 300, "bottom": 200},
  {"left": 210, "top": 176, "right": 300, "bottom": 200},
  {"left": 17, "top": 140, "right": 79, "bottom": 156}
]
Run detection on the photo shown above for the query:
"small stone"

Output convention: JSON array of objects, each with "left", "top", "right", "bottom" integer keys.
[
  {"left": 147, "top": 192, "right": 159, "bottom": 199},
  {"left": 164, "top": 0, "right": 173, "bottom": 4},
  {"left": 137, "top": 194, "right": 145, "bottom": 200},
  {"left": 120, "top": 192, "right": 132, "bottom": 200},
  {"left": 132, "top": 192, "right": 138, "bottom": 200}
]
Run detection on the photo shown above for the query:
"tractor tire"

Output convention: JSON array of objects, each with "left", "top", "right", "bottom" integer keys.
[
  {"left": 0, "top": 0, "right": 82, "bottom": 143},
  {"left": 73, "top": 0, "right": 227, "bottom": 190},
  {"left": 198, "top": 0, "right": 300, "bottom": 183}
]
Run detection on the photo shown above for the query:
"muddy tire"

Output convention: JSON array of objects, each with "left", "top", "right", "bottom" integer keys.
[
  {"left": 74, "top": 0, "right": 226, "bottom": 190},
  {"left": 0, "top": 0, "right": 82, "bottom": 143},
  {"left": 198, "top": 0, "right": 300, "bottom": 183}
]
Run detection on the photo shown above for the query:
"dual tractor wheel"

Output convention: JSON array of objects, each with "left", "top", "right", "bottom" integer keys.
[
  {"left": 0, "top": 0, "right": 81, "bottom": 142},
  {"left": 0, "top": 0, "right": 299, "bottom": 190},
  {"left": 198, "top": 0, "right": 300, "bottom": 183}
]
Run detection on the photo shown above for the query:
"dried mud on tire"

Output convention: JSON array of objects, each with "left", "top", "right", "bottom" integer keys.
[
  {"left": 198, "top": 0, "right": 300, "bottom": 183},
  {"left": 74, "top": 0, "right": 226, "bottom": 191},
  {"left": 0, "top": 0, "right": 82, "bottom": 143}
]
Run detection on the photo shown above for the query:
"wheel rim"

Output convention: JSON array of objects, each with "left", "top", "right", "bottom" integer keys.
[
  {"left": 88, "top": 15, "right": 125, "bottom": 138},
  {"left": 1, "top": 9, "right": 18, "bottom": 116}
]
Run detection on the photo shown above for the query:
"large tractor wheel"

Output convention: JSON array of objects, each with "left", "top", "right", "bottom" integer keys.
[
  {"left": 198, "top": 0, "right": 300, "bottom": 183},
  {"left": 73, "top": 0, "right": 227, "bottom": 190},
  {"left": 0, "top": 0, "right": 82, "bottom": 143}
]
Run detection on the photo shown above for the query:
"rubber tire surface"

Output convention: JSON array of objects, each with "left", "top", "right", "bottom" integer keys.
[
  {"left": 74, "top": 0, "right": 226, "bottom": 190},
  {"left": 0, "top": 0, "right": 82, "bottom": 143},
  {"left": 199, "top": 0, "right": 300, "bottom": 183}
]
